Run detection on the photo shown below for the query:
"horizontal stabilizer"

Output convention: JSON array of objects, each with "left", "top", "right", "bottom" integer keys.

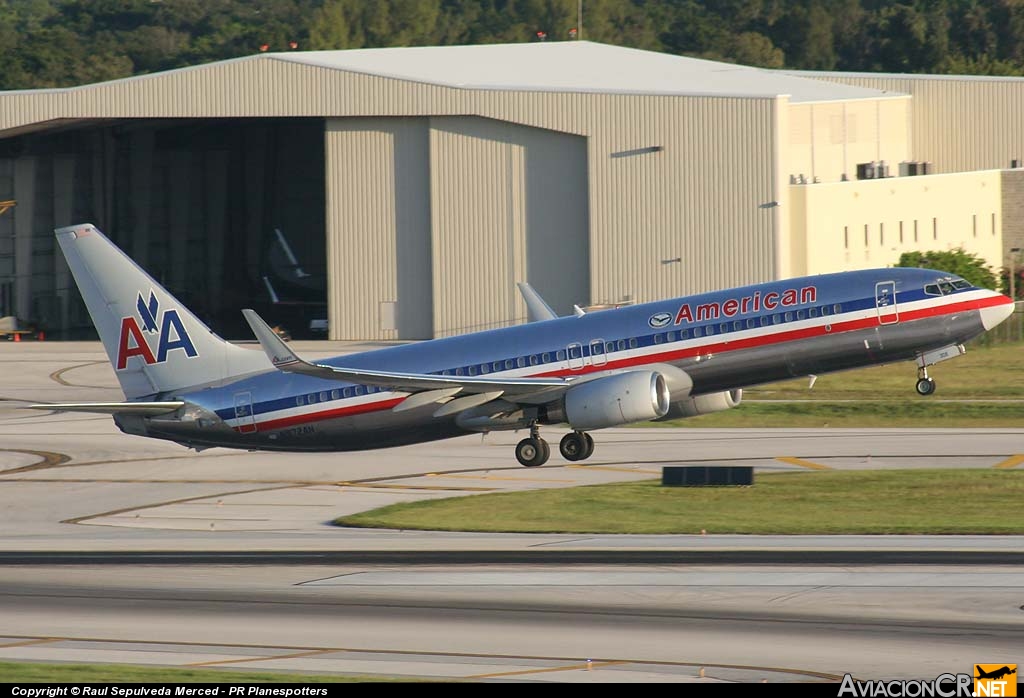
[{"left": 27, "top": 401, "right": 185, "bottom": 416}]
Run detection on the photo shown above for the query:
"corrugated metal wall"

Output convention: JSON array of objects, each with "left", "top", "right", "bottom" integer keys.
[
  {"left": 800, "top": 75, "right": 1024, "bottom": 174},
  {"left": 325, "top": 117, "right": 431, "bottom": 340}
]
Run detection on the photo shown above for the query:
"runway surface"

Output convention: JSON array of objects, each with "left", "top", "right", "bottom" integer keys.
[{"left": 1, "top": 342, "right": 1022, "bottom": 681}]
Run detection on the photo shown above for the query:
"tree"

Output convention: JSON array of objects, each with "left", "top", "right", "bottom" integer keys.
[{"left": 896, "top": 248, "right": 998, "bottom": 290}]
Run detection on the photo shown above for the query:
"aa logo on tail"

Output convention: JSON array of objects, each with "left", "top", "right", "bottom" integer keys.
[{"left": 116, "top": 291, "right": 198, "bottom": 370}]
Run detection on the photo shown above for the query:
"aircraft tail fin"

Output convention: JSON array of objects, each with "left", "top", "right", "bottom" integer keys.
[{"left": 55, "top": 224, "right": 269, "bottom": 399}]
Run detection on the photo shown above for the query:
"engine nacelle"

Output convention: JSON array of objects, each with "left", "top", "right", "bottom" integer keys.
[
  {"left": 660, "top": 389, "right": 743, "bottom": 420},
  {"left": 561, "top": 370, "right": 671, "bottom": 430}
]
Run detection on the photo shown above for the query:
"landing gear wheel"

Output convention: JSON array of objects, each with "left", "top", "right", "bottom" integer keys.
[
  {"left": 915, "top": 377, "right": 936, "bottom": 396},
  {"left": 516, "top": 437, "right": 549, "bottom": 467},
  {"left": 582, "top": 433, "right": 595, "bottom": 460},
  {"left": 559, "top": 432, "right": 591, "bottom": 462}
]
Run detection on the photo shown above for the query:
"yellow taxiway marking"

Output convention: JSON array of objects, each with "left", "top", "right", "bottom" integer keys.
[
  {"left": 776, "top": 456, "right": 831, "bottom": 471},
  {"left": 432, "top": 473, "right": 577, "bottom": 483},
  {"left": 993, "top": 454, "right": 1024, "bottom": 469},
  {"left": 186, "top": 648, "right": 334, "bottom": 667},
  {"left": 467, "top": 659, "right": 626, "bottom": 679},
  {"left": 0, "top": 637, "right": 60, "bottom": 648},
  {"left": 567, "top": 465, "right": 660, "bottom": 475}
]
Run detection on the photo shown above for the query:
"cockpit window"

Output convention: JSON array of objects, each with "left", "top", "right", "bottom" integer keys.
[
  {"left": 924, "top": 283, "right": 940, "bottom": 296},
  {"left": 952, "top": 279, "right": 971, "bottom": 290},
  {"left": 938, "top": 280, "right": 954, "bottom": 295}
]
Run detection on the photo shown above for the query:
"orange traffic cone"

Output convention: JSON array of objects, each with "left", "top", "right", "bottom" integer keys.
[
  {"left": 13, "top": 332, "right": 19, "bottom": 342},
  {"left": 37, "top": 330, "right": 44, "bottom": 341}
]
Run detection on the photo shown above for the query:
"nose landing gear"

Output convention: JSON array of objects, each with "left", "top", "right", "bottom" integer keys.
[{"left": 915, "top": 367, "right": 936, "bottom": 396}]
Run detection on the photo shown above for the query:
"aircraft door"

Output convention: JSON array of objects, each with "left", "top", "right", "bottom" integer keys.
[
  {"left": 567, "top": 342, "right": 584, "bottom": 370},
  {"left": 233, "top": 391, "right": 257, "bottom": 434},
  {"left": 875, "top": 281, "right": 899, "bottom": 325}
]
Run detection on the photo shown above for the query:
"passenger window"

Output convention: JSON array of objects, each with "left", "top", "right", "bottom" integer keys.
[
  {"left": 833, "top": 304, "right": 842, "bottom": 314},
  {"left": 667, "top": 331, "right": 677, "bottom": 342},
  {"left": 296, "top": 396, "right": 304, "bottom": 406},
  {"left": 746, "top": 319, "right": 756, "bottom": 329},
  {"left": 343, "top": 387, "right": 353, "bottom": 398},
  {"left": 705, "top": 325, "right": 715, "bottom": 336},
  {"left": 530, "top": 355, "right": 539, "bottom": 366},
  {"left": 693, "top": 327, "right": 703, "bottom": 338},
  {"left": 617, "top": 340, "right": 626, "bottom": 351},
  {"left": 773, "top": 315, "right": 782, "bottom": 325},
  {"left": 680, "top": 329, "right": 689, "bottom": 339},
  {"left": 629, "top": 338, "right": 638, "bottom": 348},
  {"left": 481, "top": 364, "right": 489, "bottom": 374},
  {"left": 331, "top": 390, "right": 339, "bottom": 400},
  {"left": 821, "top": 305, "right": 831, "bottom": 316},
  {"left": 605, "top": 342, "right": 615, "bottom": 353},
  {"left": 355, "top": 386, "right": 364, "bottom": 396},
  {"left": 517, "top": 357, "right": 526, "bottom": 368},
  {"left": 468, "top": 365, "right": 477, "bottom": 376},
  {"left": 493, "top": 361, "right": 502, "bottom": 371},
  {"left": 505, "top": 360, "right": 514, "bottom": 370},
  {"left": 320, "top": 391, "right": 328, "bottom": 402},
  {"left": 542, "top": 352, "right": 551, "bottom": 363},
  {"left": 308, "top": 393, "right": 317, "bottom": 403},
  {"left": 809, "top": 307, "right": 818, "bottom": 318},
  {"left": 720, "top": 323, "right": 729, "bottom": 334},
  {"left": 455, "top": 367, "right": 464, "bottom": 376},
  {"left": 784, "top": 312, "right": 793, "bottom": 322},
  {"left": 796, "top": 310, "right": 805, "bottom": 320},
  {"left": 654, "top": 333, "right": 663, "bottom": 344},
  {"left": 760, "top": 316, "right": 769, "bottom": 327},
  {"left": 556, "top": 350, "right": 566, "bottom": 361}
]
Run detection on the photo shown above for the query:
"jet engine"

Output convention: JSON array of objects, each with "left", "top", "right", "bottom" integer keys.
[
  {"left": 659, "top": 389, "right": 743, "bottom": 420},
  {"left": 553, "top": 370, "right": 671, "bottom": 430}
]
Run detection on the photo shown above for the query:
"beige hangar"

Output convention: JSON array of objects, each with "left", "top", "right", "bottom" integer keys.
[{"left": 0, "top": 42, "right": 1019, "bottom": 340}]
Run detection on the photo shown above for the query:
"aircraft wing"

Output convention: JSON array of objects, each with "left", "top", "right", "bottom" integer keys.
[
  {"left": 242, "top": 309, "right": 572, "bottom": 402},
  {"left": 26, "top": 401, "right": 185, "bottom": 415}
]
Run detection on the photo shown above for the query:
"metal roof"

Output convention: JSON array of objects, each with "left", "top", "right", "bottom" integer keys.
[{"left": 272, "top": 41, "right": 900, "bottom": 103}]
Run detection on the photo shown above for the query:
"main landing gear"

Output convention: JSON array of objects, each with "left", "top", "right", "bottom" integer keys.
[{"left": 515, "top": 426, "right": 595, "bottom": 467}]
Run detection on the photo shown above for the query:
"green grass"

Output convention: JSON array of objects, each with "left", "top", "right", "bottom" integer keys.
[
  {"left": 337, "top": 469, "right": 1024, "bottom": 535},
  {"left": 0, "top": 661, "right": 397, "bottom": 682}
]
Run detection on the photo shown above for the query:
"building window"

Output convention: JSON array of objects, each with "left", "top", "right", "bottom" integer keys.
[
  {"left": 844, "top": 226, "right": 849, "bottom": 249},
  {"left": 933, "top": 217, "right": 938, "bottom": 240},
  {"left": 914, "top": 220, "right": 918, "bottom": 242},
  {"left": 899, "top": 221, "right": 903, "bottom": 244},
  {"left": 993, "top": 212, "right": 997, "bottom": 236},
  {"left": 973, "top": 214, "right": 977, "bottom": 238},
  {"left": 864, "top": 224, "right": 869, "bottom": 247},
  {"left": 879, "top": 222, "right": 884, "bottom": 245}
]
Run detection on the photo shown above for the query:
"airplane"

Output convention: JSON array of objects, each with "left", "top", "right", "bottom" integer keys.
[
  {"left": 29, "top": 224, "right": 1015, "bottom": 467},
  {"left": 975, "top": 666, "right": 1016, "bottom": 681}
]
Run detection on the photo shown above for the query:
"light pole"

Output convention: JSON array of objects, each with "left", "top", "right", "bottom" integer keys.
[{"left": 1010, "top": 248, "right": 1020, "bottom": 341}]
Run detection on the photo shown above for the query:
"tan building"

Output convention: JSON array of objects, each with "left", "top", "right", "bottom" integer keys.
[{"left": 0, "top": 43, "right": 1019, "bottom": 340}]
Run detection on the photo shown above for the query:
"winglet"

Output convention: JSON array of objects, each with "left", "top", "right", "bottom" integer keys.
[
  {"left": 241, "top": 309, "right": 304, "bottom": 369},
  {"left": 516, "top": 282, "right": 558, "bottom": 322}
]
